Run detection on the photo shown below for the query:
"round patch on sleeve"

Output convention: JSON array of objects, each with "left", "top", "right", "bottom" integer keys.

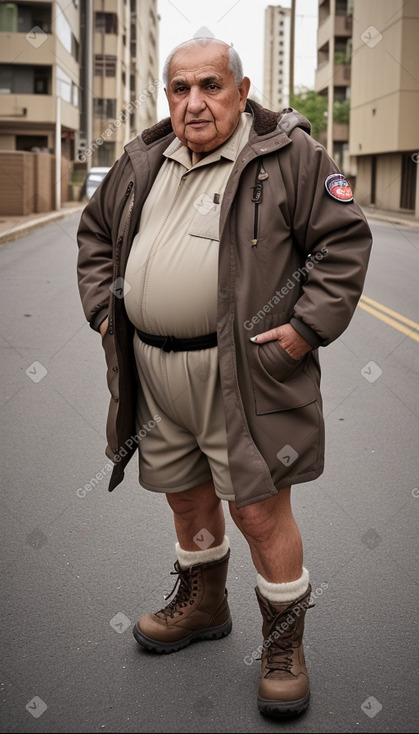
[{"left": 325, "top": 173, "right": 353, "bottom": 202}]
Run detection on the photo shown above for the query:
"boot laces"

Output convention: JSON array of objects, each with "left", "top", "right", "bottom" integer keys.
[
  {"left": 156, "top": 561, "right": 199, "bottom": 620},
  {"left": 263, "top": 599, "right": 314, "bottom": 675}
]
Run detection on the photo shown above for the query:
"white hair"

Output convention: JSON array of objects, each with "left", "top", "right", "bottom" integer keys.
[{"left": 162, "top": 39, "right": 244, "bottom": 87}]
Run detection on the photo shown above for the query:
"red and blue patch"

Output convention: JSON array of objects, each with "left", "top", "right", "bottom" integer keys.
[{"left": 325, "top": 173, "right": 353, "bottom": 202}]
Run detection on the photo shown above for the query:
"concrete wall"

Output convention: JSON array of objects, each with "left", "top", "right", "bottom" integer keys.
[
  {"left": 0, "top": 151, "right": 69, "bottom": 215},
  {"left": 355, "top": 153, "right": 404, "bottom": 212}
]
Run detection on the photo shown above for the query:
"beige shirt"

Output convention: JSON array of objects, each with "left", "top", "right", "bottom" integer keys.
[{"left": 124, "top": 112, "right": 253, "bottom": 338}]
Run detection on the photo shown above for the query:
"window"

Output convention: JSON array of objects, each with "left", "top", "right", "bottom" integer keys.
[
  {"left": 94, "top": 98, "right": 117, "bottom": 119},
  {"left": 336, "top": 0, "right": 349, "bottom": 15},
  {"left": 95, "top": 12, "right": 118, "bottom": 34},
  {"left": 0, "top": 64, "right": 52, "bottom": 94},
  {"left": 72, "top": 34, "right": 79, "bottom": 63},
  {"left": 71, "top": 81, "right": 78, "bottom": 107},
  {"left": 94, "top": 141, "right": 116, "bottom": 167},
  {"left": 56, "top": 11, "right": 72, "bottom": 54},
  {"left": 56, "top": 66, "right": 73, "bottom": 102},
  {"left": 16, "top": 134, "right": 49, "bottom": 152},
  {"left": 0, "top": 3, "right": 52, "bottom": 33},
  {"left": 94, "top": 55, "right": 117, "bottom": 77}
]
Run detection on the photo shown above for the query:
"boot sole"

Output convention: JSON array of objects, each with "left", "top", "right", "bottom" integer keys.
[
  {"left": 258, "top": 691, "right": 310, "bottom": 718},
  {"left": 133, "top": 616, "right": 232, "bottom": 654}
]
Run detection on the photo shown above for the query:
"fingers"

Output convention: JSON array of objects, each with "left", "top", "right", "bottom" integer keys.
[{"left": 249, "top": 327, "right": 280, "bottom": 344}]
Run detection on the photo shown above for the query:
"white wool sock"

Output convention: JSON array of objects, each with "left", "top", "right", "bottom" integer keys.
[
  {"left": 257, "top": 567, "right": 310, "bottom": 603},
  {"left": 176, "top": 535, "right": 230, "bottom": 570}
]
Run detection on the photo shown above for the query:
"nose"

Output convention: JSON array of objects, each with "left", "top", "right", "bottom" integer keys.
[{"left": 187, "top": 86, "right": 206, "bottom": 114}]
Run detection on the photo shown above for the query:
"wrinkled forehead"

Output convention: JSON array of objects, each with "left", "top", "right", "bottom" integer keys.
[{"left": 169, "top": 42, "right": 232, "bottom": 82}]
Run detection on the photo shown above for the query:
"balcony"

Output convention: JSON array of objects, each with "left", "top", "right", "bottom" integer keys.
[
  {"left": 333, "top": 63, "right": 351, "bottom": 86},
  {"left": 317, "top": 14, "right": 332, "bottom": 49},
  {"left": 0, "top": 94, "right": 55, "bottom": 122},
  {"left": 335, "top": 14, "right": 352, "bottom": 36},
  {"left": 333, "top": 122, "right": 349, "bottom": 142},
  {"left": 315, "top": 60, "right": 332, "bottom": 92}
]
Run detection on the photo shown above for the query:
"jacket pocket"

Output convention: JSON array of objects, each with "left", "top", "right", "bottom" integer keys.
[
  {"left": 246, "top": 312, "right": 319, "bottom": 415},
  {"left": 258, "top": 339, "right": 303, "bottom": 383}
]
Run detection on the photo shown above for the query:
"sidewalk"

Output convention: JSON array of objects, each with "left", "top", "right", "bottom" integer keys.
[
  {"left": 361, "top": 205, "right": 419, "bottom": 228},
  {"left": 0, "top": 201, "right": 85, "bottom": 246},
  {"left": 0, "top": 201, "right": 418, "bottom": 246}
]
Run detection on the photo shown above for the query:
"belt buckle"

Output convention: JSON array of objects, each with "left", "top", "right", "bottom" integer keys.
[{"left": 162, "top": 335, "right": 177, "bottom": 352}]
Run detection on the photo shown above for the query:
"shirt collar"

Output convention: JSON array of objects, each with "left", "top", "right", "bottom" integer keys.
[{"left": 163, "top": 112, "right": 252, "bottom": 169}]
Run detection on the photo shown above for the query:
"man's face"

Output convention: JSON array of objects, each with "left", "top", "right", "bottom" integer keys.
[{"left": 165, "top": 42, "right": 250, "bottom": 156}]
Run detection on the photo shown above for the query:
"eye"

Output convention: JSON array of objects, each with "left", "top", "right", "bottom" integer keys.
[
  {"left": 207, "top": 84, "right": 219, "bottom": 91},
  {"left": 174, "top": 85, "right": 188, "bottom": 94}
]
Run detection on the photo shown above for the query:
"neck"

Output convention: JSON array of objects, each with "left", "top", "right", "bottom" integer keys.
[{"left": 191, "top": 149, "right": 209, "bottom": 165}]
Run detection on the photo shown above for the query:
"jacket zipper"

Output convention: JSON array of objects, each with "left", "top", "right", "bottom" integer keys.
[
  {"left": 251, "top": 159, "right": 268, "bottom": 247},
  {"left": 108, "top": 181, "right": 135, "bottom": 335}
]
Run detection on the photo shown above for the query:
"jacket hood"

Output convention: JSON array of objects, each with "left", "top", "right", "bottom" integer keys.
[{"left": 126, "top": 99, "right": 311, "bottom": 154}]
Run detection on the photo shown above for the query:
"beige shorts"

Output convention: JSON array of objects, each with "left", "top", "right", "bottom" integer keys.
[{"left": 132, "top": 333, "right": 235, "bottom": 501}]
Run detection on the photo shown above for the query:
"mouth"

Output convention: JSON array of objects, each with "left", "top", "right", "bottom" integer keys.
[{"left": 186, "top": 120, "right": 212, "bottom": 128}]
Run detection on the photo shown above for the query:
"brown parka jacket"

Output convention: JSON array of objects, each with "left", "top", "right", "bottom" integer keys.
[{"left": 77, "top": 100, "right": 372, "bottom": 508}]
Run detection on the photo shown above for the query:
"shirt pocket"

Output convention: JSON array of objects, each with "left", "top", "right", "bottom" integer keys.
[{"left": 188, "top": 200, "right": 220, "bottom": 242}]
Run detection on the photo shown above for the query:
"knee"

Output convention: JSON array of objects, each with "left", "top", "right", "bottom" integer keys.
[
  {"left": 229, "top": 489, "right": 292, "bottom": 540},
  {"left": 230, "top": 502, "right": 275, "bottom": 541},
  {"left": 167, "top": 481, "right": 219, "bottom": 517}
]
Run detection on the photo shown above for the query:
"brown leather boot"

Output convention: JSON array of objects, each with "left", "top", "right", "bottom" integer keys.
[
  {"left": 133, "top": 550, "right": 232, "bottom": 653},
  {"left": 255, "top": 584, "right": 313, "bottom": 717}
]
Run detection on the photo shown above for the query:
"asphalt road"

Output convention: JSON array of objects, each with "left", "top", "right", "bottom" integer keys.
[{"left": 1, "top": 213, "right": 418, "bottom": 733}]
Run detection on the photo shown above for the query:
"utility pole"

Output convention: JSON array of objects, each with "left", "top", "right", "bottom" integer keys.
[
  {"left": 86, "top": 0, "right": 93, "bottom": 172},
  {"left": 289, "top": 0, "right": 296, "bottom": 102},
  {"left": 55, "top": 96, "right": 61, "bottom": 210}
]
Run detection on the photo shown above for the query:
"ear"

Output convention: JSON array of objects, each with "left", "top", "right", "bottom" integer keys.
[{"left": 238, "top": 76, "right": 251, "bottom": 112}]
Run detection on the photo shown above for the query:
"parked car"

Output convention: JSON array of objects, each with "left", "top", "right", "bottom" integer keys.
[{"left": 82, "top": 167, "right": 111, "bottom": 200}]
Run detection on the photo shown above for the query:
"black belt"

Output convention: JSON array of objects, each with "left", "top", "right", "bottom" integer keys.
[{"left": 136, "top": 328, "right": 217, "bottom": 352}]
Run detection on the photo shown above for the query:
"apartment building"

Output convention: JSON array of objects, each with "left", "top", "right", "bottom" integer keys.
[
  {"left": 79, "top": 0, "right": 159, "bottom": 166},
  {"left": 263, "top": 5, "right": 291, "bottom": 110},
  {"left": 0, "top": 0, "right": 80, "bottom": 160},
  {"left": 0, "top": 0, "right": 159, "bottom": 167},
  {"left": 349, "top": 0, "right": 419, "bottom": 217},
  {"left": 315, "top": 0, "right": 352, "bottom": 173}
]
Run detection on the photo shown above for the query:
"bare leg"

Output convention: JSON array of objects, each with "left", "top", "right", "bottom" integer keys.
[
  {"left": 229, "top": 487, "right": 303, "bottom": 582},
  {"left": 166, "top": 479, "right": 225, "bottom": 551}
]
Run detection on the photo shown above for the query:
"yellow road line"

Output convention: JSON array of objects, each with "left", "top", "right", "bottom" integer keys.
[
  {"left": 360, "top": 295, "right": 419, "bottom": 330},
  {"left": 358, "top": 296, "right": 419, "bottom": 343}
]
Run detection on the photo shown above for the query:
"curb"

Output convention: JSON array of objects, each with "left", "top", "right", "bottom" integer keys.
[
  {"left": 362, "top": 210, "right": 419, "bottom": 229},
  {"left": 0, "top": 206, "right": 85, "bottom": 246}
]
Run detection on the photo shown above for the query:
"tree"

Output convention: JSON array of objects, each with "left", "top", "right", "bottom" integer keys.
[
  {"left": 333, "top": 99, "right": 350, "bottom": 125},
  {"left": 289, "top": 88, "right": 328, "bottom": 139}
]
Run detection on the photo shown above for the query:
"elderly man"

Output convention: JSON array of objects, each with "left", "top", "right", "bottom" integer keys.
[{"left": 77, "top": 38, "right": 372, "bottom": 718}]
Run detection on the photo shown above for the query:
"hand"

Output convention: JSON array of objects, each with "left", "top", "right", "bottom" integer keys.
[
  {"left": 251, "top": 323, "right": 312, "bottom": 360},
  {"left": 99, "top": 317, "right": 109, "bottom": 338}
]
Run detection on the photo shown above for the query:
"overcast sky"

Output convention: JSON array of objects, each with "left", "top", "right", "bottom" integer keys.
[{"left": 156, "top": 0, "right": 318, "bottom": 119}]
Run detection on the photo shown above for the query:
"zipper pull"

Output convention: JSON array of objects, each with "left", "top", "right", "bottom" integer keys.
[{"left": 251, "top": 182, "right": 263, "bottom": 203}]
